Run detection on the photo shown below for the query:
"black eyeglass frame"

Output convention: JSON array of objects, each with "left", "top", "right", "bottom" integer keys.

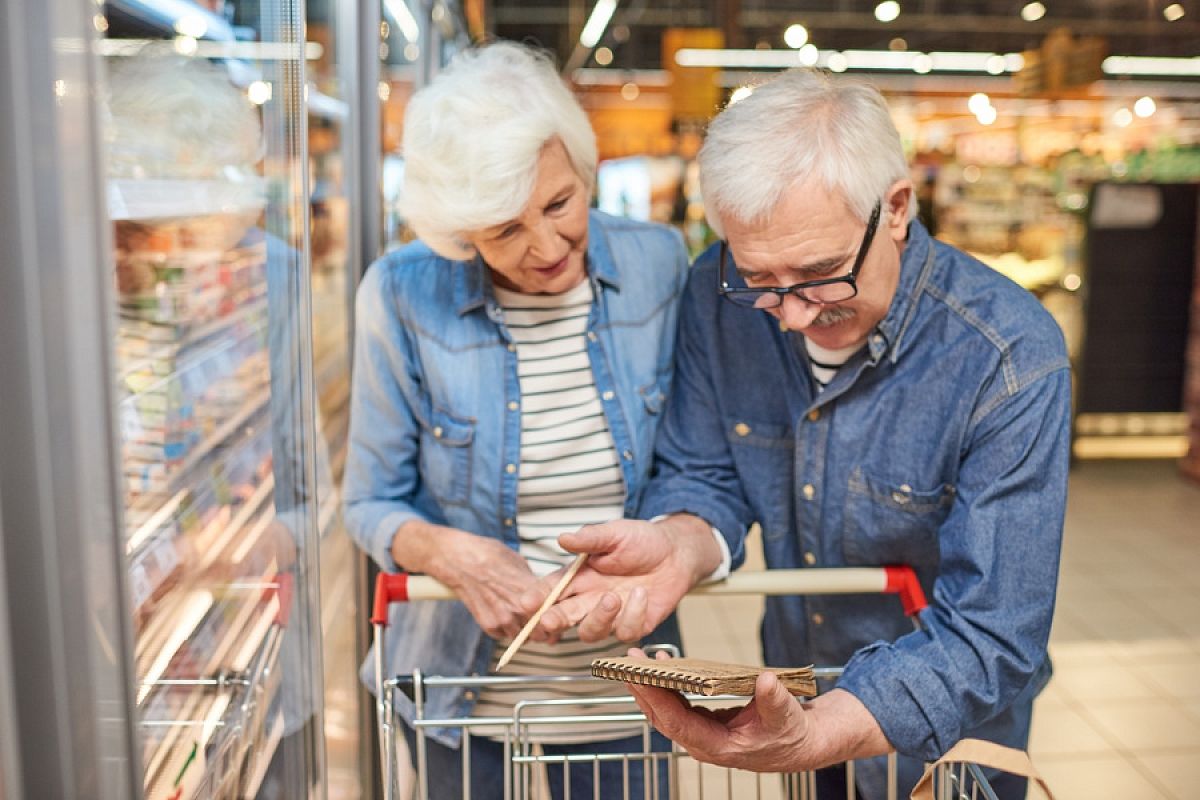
[{"left": 717, "top": 199, "right": 883, "bottom": 308}]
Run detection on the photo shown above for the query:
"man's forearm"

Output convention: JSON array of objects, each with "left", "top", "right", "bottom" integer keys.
[
  {"left": 390, "top": 518, "right": 459, "bottom": 578},
  {"left": 804, "top": 689, "right": 892, "bottom": 769}
]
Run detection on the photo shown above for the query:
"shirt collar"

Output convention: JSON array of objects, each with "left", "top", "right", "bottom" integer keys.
[
  {"left": 453, "top": 209, "right": 619, "bottom": 317},
  {"left": 868, "top": 219, "right": 936, "bottom": 365}
]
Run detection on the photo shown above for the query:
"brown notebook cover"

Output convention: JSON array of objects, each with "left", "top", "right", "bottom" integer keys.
[{"left": 591, "top": 656, "right": 817, "bottom": 697}]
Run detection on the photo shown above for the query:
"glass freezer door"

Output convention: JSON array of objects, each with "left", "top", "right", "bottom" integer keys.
[{"left": 100, "top": 2, "right": 327, "bottom": 797}]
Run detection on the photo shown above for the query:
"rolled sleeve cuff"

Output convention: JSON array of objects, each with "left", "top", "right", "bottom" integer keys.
[
  {"left": 836, "top": 639, "right": 964, "bottom": 762},
  {"left": 347, "top": 505, "right": 419, "bottom": 574}
]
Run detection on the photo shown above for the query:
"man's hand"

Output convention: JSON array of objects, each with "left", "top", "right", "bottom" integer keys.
[
  {"left": 391, "top": 521, "right": 538, "bottom": 640},
  {"left": 629, "top": 669, "right": 815, "bottom": 772},
  {"left": 519, "top": 514, "right": 721, "bottom": 643},
  {"left": 624, "top": 649, "right": 892, "bottom": 773}
]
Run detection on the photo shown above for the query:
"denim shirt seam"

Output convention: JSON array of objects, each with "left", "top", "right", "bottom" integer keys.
[
  {"left": 969, "top": 360, "right": 1072, "bottom": 428},
  {"left": 922, "top": 281, "right": 1019, "bottom": 392}
]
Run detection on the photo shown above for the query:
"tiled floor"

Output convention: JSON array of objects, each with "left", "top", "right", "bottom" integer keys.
[{"left": 678, "top": 459, "right": 1200, "bottom": 799}]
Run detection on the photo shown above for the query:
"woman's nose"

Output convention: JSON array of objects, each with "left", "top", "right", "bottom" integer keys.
[{"left": 528, "top": 218, "right": 564, "bottom": 260}]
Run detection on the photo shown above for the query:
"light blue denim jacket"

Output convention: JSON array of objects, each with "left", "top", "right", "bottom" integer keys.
[
  {"left": 343, "top": 210, "right": 688, "bottom": 743},
  {"left": 641, "top": 220, "right": 1071, "bottom": 797}
]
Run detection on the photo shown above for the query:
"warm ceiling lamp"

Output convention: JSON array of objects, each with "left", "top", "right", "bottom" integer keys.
[
  {"left": 784, "top": 23, "right": 809, "bottom": 49},
  {"left": 1134, "top": 96, "right": 1157, "bottom": 117},
  {"left": 1021, "top": 2, "right": 1046, "bottom": 22},
  {"left": 875, "top": 1, "right": 901, "bottom": 23},
  {"left": 1163, "top": 3, "right": 1185, "bottom": 21}
]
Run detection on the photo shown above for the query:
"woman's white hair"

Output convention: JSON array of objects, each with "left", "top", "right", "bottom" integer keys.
[
  {"left": 699, "top": 68, "right": 914, "bottom": 238},
  {"left": 400, "top": 41, "right": 597, "bottom": 260}
]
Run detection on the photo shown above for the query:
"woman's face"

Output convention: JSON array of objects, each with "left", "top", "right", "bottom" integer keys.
[{"left": 467, "top": 138, "right": 590, "bottom": 294}]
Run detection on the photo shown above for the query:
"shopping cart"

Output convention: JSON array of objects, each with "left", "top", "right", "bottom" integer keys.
[{"left": 370, "top": 566, "right": 1018, "bottom": 800}]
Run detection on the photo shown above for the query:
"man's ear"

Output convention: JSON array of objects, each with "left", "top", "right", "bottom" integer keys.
[{"left": 884, "top": 180, "right": 913, "bottom": 242}]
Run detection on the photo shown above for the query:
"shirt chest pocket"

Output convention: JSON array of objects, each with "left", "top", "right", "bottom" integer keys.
[
  {"left": 842, "top": 466, "right": 953, "bottom": 567},
  {"left": 417, "top": 405, "right": 475, "bottom": 508}
]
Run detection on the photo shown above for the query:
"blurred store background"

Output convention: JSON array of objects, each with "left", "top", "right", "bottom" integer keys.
[{"left": 0, "top": 1, "right": 1199, "bottom": 799}]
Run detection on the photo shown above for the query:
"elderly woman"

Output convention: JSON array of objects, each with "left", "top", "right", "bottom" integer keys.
[{"left": 343, "top": 42, "right": 689, "bottom": 798}]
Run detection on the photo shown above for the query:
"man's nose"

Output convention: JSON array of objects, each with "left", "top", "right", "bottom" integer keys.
[{"left": 775, "top": 293, "right": 824, "bottom": 330}]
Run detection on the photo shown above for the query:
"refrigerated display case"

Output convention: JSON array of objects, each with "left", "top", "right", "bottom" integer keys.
[{"left": 1, "top": 0, "right": 353, "bottom": 796}]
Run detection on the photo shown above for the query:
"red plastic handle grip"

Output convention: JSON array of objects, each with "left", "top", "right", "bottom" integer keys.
[
  {"left": 883, "top": 565, "right": 928, "bottom": 617},
  {"left": 370, "top": 573, "right": 411, "bottom": 626}
]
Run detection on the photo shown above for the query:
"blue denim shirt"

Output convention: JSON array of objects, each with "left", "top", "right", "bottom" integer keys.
[
  {"left": 641, "top": 220, "right": 1071, "bottom": 789},
  {"left": 343, "top": 210, "right": 688, "bottom": 743}
]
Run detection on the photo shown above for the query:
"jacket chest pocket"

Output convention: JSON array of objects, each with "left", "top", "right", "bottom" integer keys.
[
  {"left": 724, "top": 416, "right": 794, "bottom": 542},
  {"left": 842, "top": 466, "right": 953, "bottom": 566},
  {"left": 418, "top": 406, "right": 475, "bottom": 508}
]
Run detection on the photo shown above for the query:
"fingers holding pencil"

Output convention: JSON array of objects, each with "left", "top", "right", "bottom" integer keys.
[{"left": 496, "top": 553, "right": 589, "bottom": 671}]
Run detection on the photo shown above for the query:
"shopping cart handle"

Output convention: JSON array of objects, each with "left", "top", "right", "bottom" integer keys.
[
  {"left": 371, "top": 573, "right": 408, "bottom": 626},
  {"left": 883, "top": 565, "right": 927, "bottom": 617},
  {"left": 371, "top": 566, "right": 928, "bottom": 622}
]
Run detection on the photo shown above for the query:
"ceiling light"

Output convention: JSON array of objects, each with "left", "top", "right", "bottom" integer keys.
[
  {"left": 1164, "top": 3, "right": 1185, "bottom": 21},
  {"left": 1113, "top": 107, "right": 1134, "bottom": 127},
  {"left": 1021, "top": 2, "right": 1046, "bottom": 22},
  {"left": 594, "top": 46, "right": 614, "bottom": 65},
  {"left": 828, "top": 52, "right": 849, "bottom": 72},
  {"left": 404, "top": 43, "right": 420, "bottom": 61},
  {"left": 967, "top": 92, "right": 991, "bottom": 115},
  {"left": 875, "top": 1, "right": 901, "bottom": 22},
  {"left": 673, "top": 48, "right": 1025, "bottom": 73},
  {"left": 1134, "top": 96, "right": 1157, "bottom": 117},
  {"left": 729, "top": 86, "right": 754, "bottom": 104},
  {"left": 579, "top": 0, "right": 618, "bottom": 48},
  {"left": 985, "top": 54, "right": 1007, "bottom": 75},
  {"left": 784, "top": 24, "right": 808, "bottom": 49},
  {"left": 1103, "top": 55, "right": 1200, "bottom": 76},
  {"left": 889, "top": 37, "right": 907, "bottom": 51},
  {"left": 247, "top": 80, "right": 272, "bottom": 105},
  {"left": 976, "top": 105, "right": 997, "bottom": 125},
  {"left": 620, "top": 81, "right": 639, "bottom": 101}
]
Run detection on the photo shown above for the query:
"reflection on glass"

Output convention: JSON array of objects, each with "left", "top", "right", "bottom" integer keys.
[{"left": 102, "top": 2, "right": 323, "bottom": 796}]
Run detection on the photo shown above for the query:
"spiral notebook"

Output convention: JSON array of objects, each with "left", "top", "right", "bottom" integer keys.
[{"left": 591, "top": 656, "right": 817, "bottom": 697}]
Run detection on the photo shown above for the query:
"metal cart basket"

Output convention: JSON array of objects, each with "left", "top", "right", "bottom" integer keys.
[{"left": 370, "top": 566, "right": 1008, "bottom": 800}]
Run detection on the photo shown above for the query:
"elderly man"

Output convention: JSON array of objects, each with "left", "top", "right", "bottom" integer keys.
[{"left": 524, "top": 68, "right": 1071, "bottom": 798}]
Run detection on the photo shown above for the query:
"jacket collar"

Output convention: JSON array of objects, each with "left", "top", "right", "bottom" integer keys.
[
  {"left": 867, "top": 219, "right": 936, "bottom": 365},
  {"left": 453, "top": 209, "right": 620, "bottom": 317}
]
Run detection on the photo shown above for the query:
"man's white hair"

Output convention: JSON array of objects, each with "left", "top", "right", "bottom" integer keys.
[
  {"left": 400, "top": 41, "right": 597, "bottom": 260},
  {"left": 699, "top": 68, "right": 914, "bottom": 237}
]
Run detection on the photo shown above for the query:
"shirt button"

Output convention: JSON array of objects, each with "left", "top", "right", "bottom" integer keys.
[
  {"left": 508, "top": 401, "right": 519, "bottom": 411},
  {"left": 587, "top": 331, "right": 597, "bottom": 342},
  {"left": 622, "top": 449, "right": 633, "bottom": 461},
  {"left": 804, "top": 552, "right": 817, "bottom": 565},
  {"left": 778, "top": 320, "right": 788, "bottom": 332},
  {"left": 811, "top": 613, "right": 824, "bottom": 626},
  {"left": 892, "top": 485, "right": 912, "bottom": 504},
  {"left": 505, "top": 463, "right": 516, "bottom": 474},
  {"left": 504, "top": 518, "right": 514, "bottom": 527},
  {"left": 507, "top": 343, "right": 516, "bottom": 352},
  {"left": 802, "top": 484, "right": 815, "bottom": 500},
  {"left": 602, "top": 390, "right": 614, "bottom": 401},
  {"left": 433, "top": 426, "right": 444, "bottom": 439},
  {"left": 464, "top": 690, "right": 477, "bottom": 701},
  {"left": 873, "top": 334, "right": 885, "bottom": 347},
  {"left": 807, "top": 409, "right": 821, "bottom": 422},
  {"left": 734, "top": 422, "right": 751, "bottom": 437}
]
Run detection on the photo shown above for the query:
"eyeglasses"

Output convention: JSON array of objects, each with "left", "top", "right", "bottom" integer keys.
[{"left": 718, "top": 200, "right": 882, "bottom": 309}]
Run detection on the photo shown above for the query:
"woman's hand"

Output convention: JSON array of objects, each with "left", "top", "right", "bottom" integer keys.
[{"left": 391, "top": 521, "right": 538, "bottom": 640}]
